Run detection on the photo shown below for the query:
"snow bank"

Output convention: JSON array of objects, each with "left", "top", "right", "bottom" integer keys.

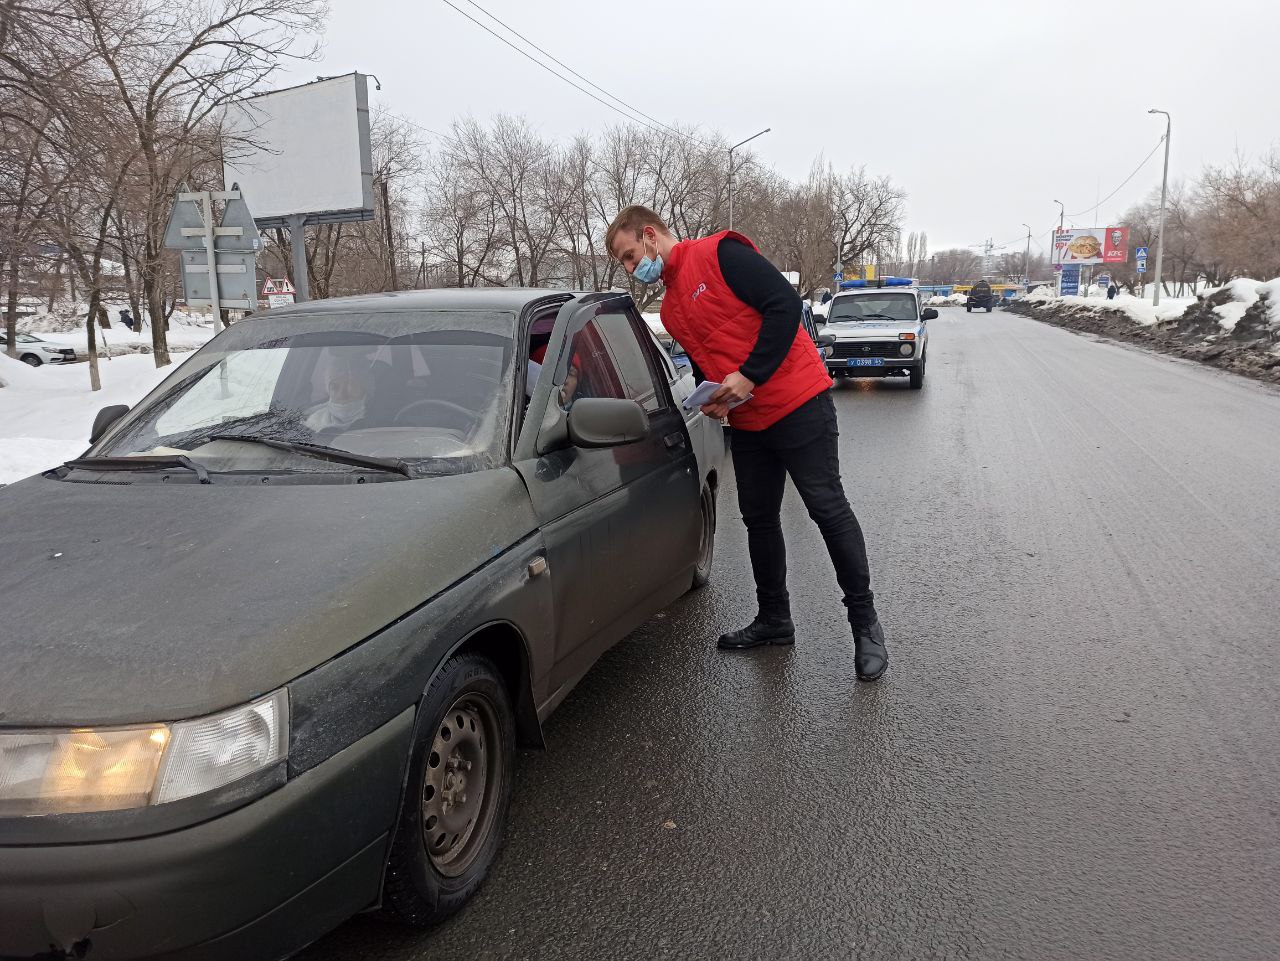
[
  {"left": 0, "top": 353, "right": 174, "bottom": 484},
  {"left": 1021, "top": 289, "right": 1196, "bottom": 325},
  {"left": 1210, "top": 277, "right": 1280, "bottom": 331},
  {"left": 927, "top": 293, "right": 967, "bottom": 306}
]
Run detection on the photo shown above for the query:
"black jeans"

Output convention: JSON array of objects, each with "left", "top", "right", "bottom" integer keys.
[{"left": 730, "top": 392, "right": 877, "bottom": 629}]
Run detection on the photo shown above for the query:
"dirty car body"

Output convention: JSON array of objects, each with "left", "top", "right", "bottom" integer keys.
[{"left": 0, "top": 289, "right": 724, "bottom": 959}]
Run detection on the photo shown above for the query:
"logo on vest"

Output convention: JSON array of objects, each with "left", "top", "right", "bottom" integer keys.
[{"left": 691, "top": 282, "right": 707, "bottom": 301}]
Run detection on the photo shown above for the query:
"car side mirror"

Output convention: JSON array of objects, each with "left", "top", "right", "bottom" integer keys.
[
  {"left": 816, "top": 332, "right": 837, "bottom": 347},
  {"left": 567, "top": 398, "right": 648, "bottom": 448},
  {"left": 921, "top": 308, "right": 939, "bottom": 321},
  {"left": 90, "top": 404, "right": 130, "bottom": 443}
]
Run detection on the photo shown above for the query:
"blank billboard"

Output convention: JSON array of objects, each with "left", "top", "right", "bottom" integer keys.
[{"left": 223, "top": 73, "right": 374, "bottom": 227}]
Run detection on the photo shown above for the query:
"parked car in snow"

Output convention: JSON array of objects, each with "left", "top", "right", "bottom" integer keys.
[
  {"left": 0, "top": 288, "right": 725, "bottom": 960},
  {"left": 0, "top": 331, "right": 76, "bottom": 366},
  {"left": 821, "top": 281, "right": 935, "bottom": 389}
]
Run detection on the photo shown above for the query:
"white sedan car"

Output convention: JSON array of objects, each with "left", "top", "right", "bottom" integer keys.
[{"left": 0, "top": 332, "right": 77, "bottom": 366}]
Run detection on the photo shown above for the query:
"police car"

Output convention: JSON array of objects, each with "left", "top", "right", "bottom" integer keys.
[{"left": 821, "top": 277, "right": 935, "bottom": 389}]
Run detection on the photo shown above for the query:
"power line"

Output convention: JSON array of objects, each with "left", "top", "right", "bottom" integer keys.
[
  {"left": 1065, "top": 135, "right": 1166, "bottom": 219},
  {"left": 439, "top": 0, "right": 710, "bottom": 149},
  {"left": 459, "top": 0, "right": 711, "bottom": 150}
]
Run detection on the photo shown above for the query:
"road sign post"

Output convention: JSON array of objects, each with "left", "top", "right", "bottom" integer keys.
[{"left": 163, "top": 186, "right": 261, "bottom": 314}]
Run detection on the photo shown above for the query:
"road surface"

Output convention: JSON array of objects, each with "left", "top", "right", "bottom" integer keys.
[{"left": 300, "top": 307, "right": 1280, "bottom": 961}]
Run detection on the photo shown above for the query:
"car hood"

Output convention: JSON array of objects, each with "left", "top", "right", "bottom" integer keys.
[
  {"left": 826, "top": 319, "right": 919, "bottom": 339},
  {"left": 0, "top": 469, "right": 537, "bottom": 726}
]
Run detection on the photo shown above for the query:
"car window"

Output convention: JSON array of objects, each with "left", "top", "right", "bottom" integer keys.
[
  {"left": 154, "top": 349, "right": 288, "bottom": 438},
  {"left": 93, "top": 310, "right": 517, "bottom": 477},
  {"left": 828, "top": 294, "right": 918, "bottom": 323},
  {"left": 594, "top": 312, "right": 665, "bottom": 413},
  {"left": 554, "top": 310, "right": 667, "bottom": 415}
]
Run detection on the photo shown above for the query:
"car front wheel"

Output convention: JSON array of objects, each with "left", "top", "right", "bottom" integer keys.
[
  {"left": 909, "top": 353, "right": 926, "bottom": 390},
  {"left": 691, "top": 483, "right": 717, "bottom": 589},
  {"left": 383, "top": 653, "right": 516, "bottom": 928},
  {"left": 20, "top": 354, "right": 42, "bottom": 367}
]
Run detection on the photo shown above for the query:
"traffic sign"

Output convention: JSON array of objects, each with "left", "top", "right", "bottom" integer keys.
[
  {"left": 277, "top": 278, "right": 296, "bottom": 294},
  {"left": 1135, "top": 246, "right": 1149, "bottom": 259},
  {"left": 262, "top": 278, "right": 279, "bottom": 295},
  {"left": 833, "top": 271, "right": 843, "bottom": 282},
  {"left": 1136, "top": 258, "right": 1147, "bottom": 273},
  {"left": 267, "top": 293, "right": 295, "bottom": 309}
]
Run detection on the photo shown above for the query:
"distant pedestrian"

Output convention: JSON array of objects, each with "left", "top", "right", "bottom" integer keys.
[
  {"left": 119, "top": 308, "right": 135, "bottom": 331},
  {"left": 606, "top": 205, "right": 889, "bottom": 681},
  {"left": 1106, "top": 284, "right": 1118, "bottom": 300}
]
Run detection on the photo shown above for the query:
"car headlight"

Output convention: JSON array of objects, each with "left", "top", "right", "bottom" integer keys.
[
  {"left": 899, "top": 342, "right": 914, "bottom": 356},
  {"left": 0, "top": 690, "right": 287, "bottom": 816},
  {"left": 40, "top": 345, "right": 63, "bottom": 353}
]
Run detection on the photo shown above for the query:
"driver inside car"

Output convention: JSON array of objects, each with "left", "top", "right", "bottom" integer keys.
[{"left": 305, "top": 356, "right": 374, "bottom": 432}]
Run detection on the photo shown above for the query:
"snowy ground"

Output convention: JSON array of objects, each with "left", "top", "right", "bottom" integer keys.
[
  {"left": 0, "top": 350, "right": 183, "bottom": 484},
  {"left": 17, "top": 302, "right": 220, "bottom": 357}
]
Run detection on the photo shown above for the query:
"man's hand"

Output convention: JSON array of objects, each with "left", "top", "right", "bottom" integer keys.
[
  {"left": 700, "top": 370, "right": 754, "bottom": 420},
  {"left": 709, "top": 371, "right": 755, "bottom": 407}
]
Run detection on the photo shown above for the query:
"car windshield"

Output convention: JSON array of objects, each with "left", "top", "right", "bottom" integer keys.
[
  {"left": 91, "top": 309, "right": 516, "bottom": 477},
  {"left": 827, "top": 294, "right": 918, "bottom": 323}
]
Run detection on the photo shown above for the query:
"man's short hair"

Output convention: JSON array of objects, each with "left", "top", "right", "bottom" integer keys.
[{"left": 606, "top": 205, "right": 670, "bottom": 256}]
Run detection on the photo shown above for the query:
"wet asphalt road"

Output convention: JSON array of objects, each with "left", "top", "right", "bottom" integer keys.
[{"left": 301, "top": 308, "right": 1280, "bottom": 961}]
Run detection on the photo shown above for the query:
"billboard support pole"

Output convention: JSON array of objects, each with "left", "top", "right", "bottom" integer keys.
[{"left": 287, "top": 214, "right": 310, "bottom": 302}]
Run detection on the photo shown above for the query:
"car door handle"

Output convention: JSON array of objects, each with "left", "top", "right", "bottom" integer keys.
[{"left": 664, "top": 431, "right": 687, "bottom": 449}]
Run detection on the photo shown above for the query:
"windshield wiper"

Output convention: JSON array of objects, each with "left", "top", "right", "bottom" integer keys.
[
  {"left": 209, "top": 433, "right": 413, "bottom": 478},
  {"left": 64, "top": 455, "right": 211, "bottom": 484}
]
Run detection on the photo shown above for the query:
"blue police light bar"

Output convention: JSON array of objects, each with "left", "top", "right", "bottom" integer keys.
[{"left": 837, "top": 276, "right": 914, "bottom": 290}]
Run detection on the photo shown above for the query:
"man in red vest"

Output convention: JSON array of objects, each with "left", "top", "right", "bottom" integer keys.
[{"left": 606, "top": 205, "right": 888, "bottom": 681}]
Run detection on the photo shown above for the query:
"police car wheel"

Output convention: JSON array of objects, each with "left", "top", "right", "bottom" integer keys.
[
  {"left": 909, "top": 354, "right": 926, "bottom": 390},
  {"left": 21, "top": 354, "right": 41, "bottom": 366}
]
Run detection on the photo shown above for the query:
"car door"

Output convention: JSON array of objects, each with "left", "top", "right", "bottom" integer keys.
[{"left": 513, "top": 294, "right": 700, "bottom": 700}]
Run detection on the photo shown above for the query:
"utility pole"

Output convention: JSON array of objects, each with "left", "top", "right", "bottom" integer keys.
[
  {"left": 1148, "top": 108, "right": 1172, "bottom": 306},
  {"left": 728, "top": 127, "right": 770, "bottom": 231},
  {"left": 1053, "top": 199, "right": 1065, "bottom": 294},
  {"left": 1022, "top": 224, "right": 1032, "bottom": 285}
]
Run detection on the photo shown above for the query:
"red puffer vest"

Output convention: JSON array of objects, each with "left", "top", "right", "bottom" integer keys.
[{"left": 660, "top": 230, "right": 832, "bottom": 430}]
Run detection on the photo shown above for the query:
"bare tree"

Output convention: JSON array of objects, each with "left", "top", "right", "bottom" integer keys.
[{"left": 74, "top": 0, "right": 325, "bottom": 365}]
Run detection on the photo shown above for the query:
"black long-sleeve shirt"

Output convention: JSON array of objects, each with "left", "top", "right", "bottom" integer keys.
[{"left": 717, "top": 237, "right": 803, "bottom": 385}]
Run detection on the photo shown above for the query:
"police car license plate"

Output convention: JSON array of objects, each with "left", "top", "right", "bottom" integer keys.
[{"left": 848, "top": 358, "right": 884, "bottom": 367}]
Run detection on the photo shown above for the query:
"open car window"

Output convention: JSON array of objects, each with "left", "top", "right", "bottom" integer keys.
[{"left": 92, "top": 310, "right": 517, "bottom": 477}]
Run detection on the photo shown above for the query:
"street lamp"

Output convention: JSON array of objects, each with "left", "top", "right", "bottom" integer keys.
[
  {"left": 728, "top": 127, "right": 770, "bottom": 231},
  {"left": 1148, "top": 108, "right": 1172, "bottom": 306}
]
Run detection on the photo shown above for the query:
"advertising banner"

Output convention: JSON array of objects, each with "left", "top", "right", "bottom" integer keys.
[
  {"left": 1053, "top": 226, "right": 1130, "bottom": 266},
  {"left": 1060, "top": 264, "right": 1081, "bottom": 296},
  {"left": 1102, "top": 226, "right": 1129, "bottom": 264}
]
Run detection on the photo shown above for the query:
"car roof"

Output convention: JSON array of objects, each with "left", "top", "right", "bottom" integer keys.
[
  {"left": 832, "top": 287, "right": 921, "bottom": 297},
  {"left": 261, "top": 288, "right": 580, "bottom": 320}
]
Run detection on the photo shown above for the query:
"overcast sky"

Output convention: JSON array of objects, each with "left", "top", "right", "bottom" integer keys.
[{"left": 280, "top": 0, "right": 1280, "bottom": 260}]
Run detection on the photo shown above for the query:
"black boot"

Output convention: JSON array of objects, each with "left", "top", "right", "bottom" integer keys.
[
  {"left": 853, "top": 620, "right": 888, "bottom": 681},
  {"left": 717, "top": 614, "right": 795, "bottom": 650}
]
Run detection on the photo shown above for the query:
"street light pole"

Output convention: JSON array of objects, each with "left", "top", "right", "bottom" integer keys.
[
  {"left": 728, "top": 127, "right": 770, "bottom": 231},
  {"left": 1053, "top": 200, "right": 1065, "bottom": 294},
  {"left": 1148, "top": 108, "right": 1172, "bottom": 306},
  {"left": 1021, "top": 223, "right": 1032, "bottom": 285}
]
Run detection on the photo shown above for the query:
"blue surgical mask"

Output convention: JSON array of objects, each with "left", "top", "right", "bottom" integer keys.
[{"left": 632, "top": 235, "right": 664, "bottom": 285}]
